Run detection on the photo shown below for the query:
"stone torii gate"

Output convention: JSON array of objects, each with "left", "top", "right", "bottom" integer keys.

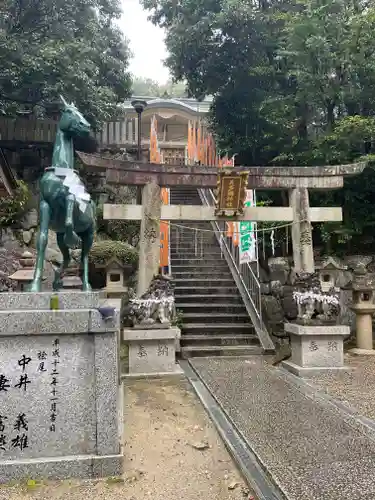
[{"left": 77, "top": 152, "right": 365, "bottom": 295}]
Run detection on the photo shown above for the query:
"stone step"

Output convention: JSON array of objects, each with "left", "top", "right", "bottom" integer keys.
[
  {"left": 170, "top": 239, "right": 218, "bottom": 245},
  {"left": 173, "top": 270, "right": 233, "bottom": 279},
  {"left": 180, "top": 344, "right": 263, "bottom": 358},
  {"left": 182, "top": 334, "right": 258, "bottom": 346},
  {"left": 174, "top": 285, "right": 239, "bottom": 294},
  {"left": 182, "top": 312, "right": 250, "bottom": 324},
  {"left": 176, "top": 303, "right": 247, "bottom": 314},
  {"left": 173, "top": 278, "right": 236, "bottom": 287},
  {"left": 170, "top": 196, "right": 201, "bottom": 200},
  {"left": 171, "top": 229, "right": 212, "bottom": 233},
  {"left": 170, "top": 227, "right": 212, "bottom": 231},
  {"left": 169, "top": 199, "right": 202, "bottom": 203},
  {"left": 170, "top": 248, "right": 220, "bottom": 252},
  {"left": 170, "top": 245, "right": 220, "bottom": 251},
  {"left": 170, "top": 192, "right": 200, "bottom": 197},
  {"left": 170, "top": 243, "right": 221, "bottom": 249},
  {"left": 172, "top": 263, "right": 229, "bottom": 271},
  {"left": 171, "top": 252, "right": 223, "bottom": 259},
  {"left": 170, "top": 203, "right": 203, "bottom": 206},
  {"left": 171, "top": 257, "right": 223, "bottom": 265},
  {"left": 182, "top": 323, "right": 254, "bottom": 334},
  {"left": 174, "top": 294, "right": 243, "bottom": 304},
  {"left": 170, "top": 221, "right": 212, "bottom": 226}
]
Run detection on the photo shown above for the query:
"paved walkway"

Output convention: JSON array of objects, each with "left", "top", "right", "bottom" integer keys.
[
  {"left": 310, "top": 354, "right": 375, "bottom": 422},
  {"left": 190, "top": 357, "right": 375, "bottom": 500}
]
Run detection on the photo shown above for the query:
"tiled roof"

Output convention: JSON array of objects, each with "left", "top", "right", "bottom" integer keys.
[{"left": 121, "top": 96, "right": 213, "bottom": 115}]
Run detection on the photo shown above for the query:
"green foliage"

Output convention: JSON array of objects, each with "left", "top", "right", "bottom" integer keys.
[
  {"left": 131, "top": 76, "right": 188, "bottom": 98},
  {"left": 172, "top": 309, "right": 184, "bottom": 329},
  {"left": 95, "top": 184, "right": 140, "bottom": 245},
  {"left": 89, "top": 240, "right": 138, "bottom": 266},
  {"left": 144, "top": 0, "right": 375, "bottom": 253},
  {"left": 96, "top": 205, "right": 140, "bottom": 246},
  {"left": 0, "top": 0, "right": 132, "bottom": 125},
  {"left": 0, "top": 181, "right": 30, "bottom": 227}
]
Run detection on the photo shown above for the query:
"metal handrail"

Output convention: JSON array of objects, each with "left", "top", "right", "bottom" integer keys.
[{"left": 198, "top": 188, "right": 274, "bottom": 352}]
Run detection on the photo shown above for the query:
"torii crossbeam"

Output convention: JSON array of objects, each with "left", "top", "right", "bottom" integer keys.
[{"left": 77, "top": 151, "right": 365, "bottom": 293}]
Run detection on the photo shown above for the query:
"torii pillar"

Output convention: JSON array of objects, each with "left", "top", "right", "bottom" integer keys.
[{"left": 290, "top": 187, "right": 314, "bottom": 274}]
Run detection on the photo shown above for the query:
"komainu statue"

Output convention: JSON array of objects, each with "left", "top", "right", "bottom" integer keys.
[{"left": 30, "top": 96, "right": 96, "bottom": 292}]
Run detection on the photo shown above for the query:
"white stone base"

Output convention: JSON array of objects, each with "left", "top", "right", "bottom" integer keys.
[
  {"left": 282, "top": 360, "right": 351, "bottom": 378},
  {"left": 349, "top": 348, "right": 375, "bottom": 356},
  {"left": 121, "top": 365, "right": 184, "bottom": 380},
  {"left": 284, "top": 323, "right": 350, "bottom": 377},
  {"left": 123, "top": 327, "right": 181, "bottom": 376}
]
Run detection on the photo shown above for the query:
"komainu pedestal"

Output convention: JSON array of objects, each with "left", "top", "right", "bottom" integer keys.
[
  {"left": 0, "top": 292, "right": 122, "bottom": 482},
  {"left": 282, "top": 323, "right": 350, "bottom": 377},
  {"left": 122, "top": 275, "right": 181, "bottom": 377},
  {"left": 282, "top": 272, "right": 350, "bottom": 377}
]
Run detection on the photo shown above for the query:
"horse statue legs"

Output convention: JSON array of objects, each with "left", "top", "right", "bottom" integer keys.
[
  {"left": 29, "top": 200, "right": 50, "bottom": 292},
  {"left": 30, "top": 198, "right": 94, "bottom": 293}
]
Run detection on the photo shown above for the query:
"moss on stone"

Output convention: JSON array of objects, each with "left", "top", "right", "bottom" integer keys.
[{"left": 89, "top": 240, "right": 138, "bottom": 266}]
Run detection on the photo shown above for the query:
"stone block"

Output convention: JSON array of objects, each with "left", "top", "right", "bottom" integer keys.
[
  {"left": 268, "top": 257, "right": 290, "bottom": 285},
  {"left": 0, "top": 292, "right": 122, "bottom": 482},
  {"left": 282, "top": 323, "right": 350, "bottom": 377},
  {"left": 0, "top": 291, "right": 100, "bottom": 311},
  {"left": 123, "top": 327, "right": 181, "bottom": 376}
]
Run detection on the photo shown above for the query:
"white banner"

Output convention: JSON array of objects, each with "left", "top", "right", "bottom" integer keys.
[{"left": 239, "top": 190, "right": 257, "bottom": 264}]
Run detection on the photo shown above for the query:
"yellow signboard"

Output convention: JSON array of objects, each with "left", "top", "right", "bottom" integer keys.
[{"left": 215, "top": 171, "right": 249, "bottom": 216}]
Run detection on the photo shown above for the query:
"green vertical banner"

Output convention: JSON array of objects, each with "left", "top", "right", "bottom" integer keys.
[{"left": 239, "top": 190, "right": 256, "bottom": 264}]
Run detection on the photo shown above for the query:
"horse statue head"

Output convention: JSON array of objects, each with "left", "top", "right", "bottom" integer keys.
[{"left": 59, "top": 95, "right": 91, "bottom": 138}]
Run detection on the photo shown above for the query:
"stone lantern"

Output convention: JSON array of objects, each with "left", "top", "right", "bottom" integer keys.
[
  {"left": 350, "top": 264, "right": 375, "bottom": 354},
  {"left": 317, "top": 256, "right": 347, "bottom": 293},
  {"left": 98, "top": 257, "right": 129, "bottom": 299},
  {"left": 8, "top": 251, "right": 37, "bottom": 291}
]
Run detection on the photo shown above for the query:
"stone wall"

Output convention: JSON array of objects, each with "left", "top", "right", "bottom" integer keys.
[
  {"left": 260, "top": 255, "right": 374, "bottom": 337},
  {"left": 0, "top": 210, "right": 58, "bottom": 291}
]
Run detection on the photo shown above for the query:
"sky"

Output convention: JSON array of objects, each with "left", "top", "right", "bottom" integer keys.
[{"left": 120, "top": 0, "right": 170, "bottom": 83}]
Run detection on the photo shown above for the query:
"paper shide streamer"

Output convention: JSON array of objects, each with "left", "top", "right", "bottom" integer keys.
[
  {"left": 270, "top": 229, "right": 275, "bottom": 256},
  {"left": 63, "top": 171, "right": 91, "bottom": 213}
]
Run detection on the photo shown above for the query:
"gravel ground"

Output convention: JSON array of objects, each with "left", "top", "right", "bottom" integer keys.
[
  {"left": 310, "top": 353, "right": 375, "bottom": 421},
  {"left": 0, "top": 378, "right": 254, "bottom": 500}
]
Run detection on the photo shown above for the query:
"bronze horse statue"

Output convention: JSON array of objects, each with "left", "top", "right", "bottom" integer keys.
[{"left": 30, "top": 96, "right": 96, "bottom": 292}]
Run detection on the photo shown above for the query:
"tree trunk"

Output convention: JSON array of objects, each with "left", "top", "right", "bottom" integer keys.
[{"left": 326, "top": 101, "right": 335, "bottom": 131}]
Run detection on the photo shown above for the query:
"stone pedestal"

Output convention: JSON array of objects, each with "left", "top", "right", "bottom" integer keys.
[
  {"left": 123, "top": 327, "right": 181, "bottom": 378},
  {"left": 62, "top": 262, "right": 82, "bottom": 290},
  {"left": 282, "top": 323, "right": 350, "bottom": 377},
  {"left": 0, "top": 292, "right": 122, "bottom": 482}
]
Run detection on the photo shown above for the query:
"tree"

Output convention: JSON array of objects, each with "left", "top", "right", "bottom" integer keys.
[
  {"left": 131, "top": 77, "right": 162, "bottom": 96},
  {"left": 142, "top": 0, "right": 297, "bottom": 163},
  {"left": 143, "top": 0, "right": 375, "bottom": 253},
  {"left": 0, "top": 0, "right": 132, "bottom": 125},
  {"left": 131, "top": 76, "right": 188, "bottom": 98}
]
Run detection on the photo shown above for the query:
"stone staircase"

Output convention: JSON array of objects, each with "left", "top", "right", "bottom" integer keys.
[{"left": 170, "top": 187, "right": 262, "bottom": 358}]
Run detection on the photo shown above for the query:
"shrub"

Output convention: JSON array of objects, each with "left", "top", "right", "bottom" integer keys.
[
  {"left": 89, "top": 240, "right": 138, "bottom": 267},
  {"left": 0, "top": 181, "right": 30, "bottom": 227}
]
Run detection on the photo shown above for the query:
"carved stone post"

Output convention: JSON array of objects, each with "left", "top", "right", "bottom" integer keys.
[
  {"left": 289, "top": 188, "right": 314, "bottom": 274},
  {"left": 137, "top": 182, "right": 161, "bottom": 297}
]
